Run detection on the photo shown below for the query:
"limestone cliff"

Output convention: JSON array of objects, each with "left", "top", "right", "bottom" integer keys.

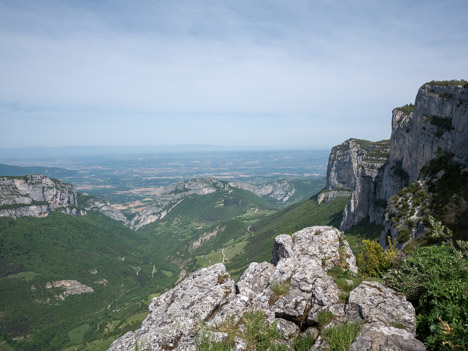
[
  {"left": 108, "top": 226, "right": 424, "bottom": 351},
  {"left": 229, "top": 179, "right": 296, "bottom": 204},
  {"left": 390, "top": 83, "right": 468, "bottom": 183},
  {"left": 0, "top": 175, "right": 77, "bottom": 219},
  {"left": 130, "top": 178, "right": 229, "bottom": 230},
  {"left": 80, "top": 196, "right": 129, "bottom": 225},
  {"left": 318, "top": 139, "right": 390, "bottom": 229},
  {"left": 325, "top": 81, "right": 468, "bottom": 231},
  {"left": 0, "top": 174, "right": 129, "bottom": 224}
]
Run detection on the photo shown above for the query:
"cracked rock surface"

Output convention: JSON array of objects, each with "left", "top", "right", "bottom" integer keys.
[{"left": 108, "top": 226, "right": 424, "bottom": 351}]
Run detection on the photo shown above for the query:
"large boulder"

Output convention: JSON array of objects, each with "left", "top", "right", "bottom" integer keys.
[{"left": 108, "top": 226, "right": 424, "bottom": 351}]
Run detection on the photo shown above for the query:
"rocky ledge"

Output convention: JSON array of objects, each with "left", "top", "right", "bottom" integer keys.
[{"left": 108, "top": 226, "right": 424, "bottom": 351}]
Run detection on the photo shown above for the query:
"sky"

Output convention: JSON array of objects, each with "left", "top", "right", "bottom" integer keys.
[{"left": 0, "top": 0, "right": 467, "bottom": 150}]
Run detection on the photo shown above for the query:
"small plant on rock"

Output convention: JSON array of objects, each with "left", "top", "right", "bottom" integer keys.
[{"left": 323, "top": 322, "right": 362, "bottom": 351}]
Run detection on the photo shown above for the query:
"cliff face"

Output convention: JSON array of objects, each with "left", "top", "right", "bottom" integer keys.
[
  {"left": 396, "top": 84, "right": 468, "bottom": 182},
  {"left": 320, "top": 139, "right": 390, "bottom": 229},
  {"left": 80, "top": 196, "right": 129, "bottom": 225},
  {"left": 229, "top": 179, "right": 296, "bottom": 204},
  {"left": 317, "top": 138, "right": 379, "bottom": 206},
  {"left": 0, "top": 175, "right": 77, "bottom": 219},
  {"left": 326, "top": 81, "right": 468, "bottom": 231},
  {"left": 0, "top": 175, "right": 130, "bottom": 224},
  {"left": 109, "top": 226, "right": 424, "bottom": 351},
  {"left": 339, "top": 140, "right": 390, "bottom": 230},
  {"left": 130, "top": 178, "right": 228, "bottom": 230}
]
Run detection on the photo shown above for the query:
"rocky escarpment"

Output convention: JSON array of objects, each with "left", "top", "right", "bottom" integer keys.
[
  {"left": 318, "top": 139, "right": 390, "bottom": 229},
  {"left": 80, "top": 195, "right": 129, "bottom": 225},
  {"left": 326, "top": 81, "right": 468, "bottom": 232},
  {"left": 388, "top": 83, "right": 468, "bottom": 183},
  {"left": 0, "top": 175, "right": 77, "bottom": 219},
  {"left": 340, "top": 139, "right": 390, "bottom": 229},
  {"left": 108, "top": 226, "right": 424, "bottom": 351},
  {"left": 130, "top": 178, "right": 229, "bottom": 230},
  {"left": 229, "top": 179, "right": 296, "bottom": 204},
  {"left": 0, "top": 175, "right": 131, "bottom": 224}
]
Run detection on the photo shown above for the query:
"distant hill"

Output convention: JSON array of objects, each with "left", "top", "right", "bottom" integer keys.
[{"left": 0, "top": 163, "right": 77, "bottom": 178}]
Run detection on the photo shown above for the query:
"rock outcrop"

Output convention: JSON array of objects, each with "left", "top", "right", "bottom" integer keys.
[
  {"left": 318, "top": 139, "right": 390, "bottom": 229},
  {"left": 130, "top": 178, "right": 228, "bottom": 230},
  {"left": 80, "top": 196, "right": 129, "bottom": 225},
  {"left": 389, "top": 83, "right": 468, "bottom": 183},
  {"left": 323, "top": 81, "right": 468, "bottom": 231},
  {"left": 108, "top": 226, "right": 424, "bottom": 351},
  {"left": 0, "top": 175, "right": 77, "bottom": 219},
  {"left": 0, "top": 174, "right": 132, "bottom": 225},
  {"left": 45, "top": 280, "right": 94, "bottom": 300},
  {"left": 229, "top": 179, "right": 296, "bottom": 204}
]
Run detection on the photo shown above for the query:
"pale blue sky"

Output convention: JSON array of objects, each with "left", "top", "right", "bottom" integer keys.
[{"left": 0, "top": 0, "right": 467, "bottom": 149}]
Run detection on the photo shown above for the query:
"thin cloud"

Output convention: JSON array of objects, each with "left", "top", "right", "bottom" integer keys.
[{"left": 0, "top": 0, "right": 467, "bottom": 148}]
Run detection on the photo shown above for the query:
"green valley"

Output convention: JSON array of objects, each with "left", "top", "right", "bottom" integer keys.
[{"left": 0, "top": 174, "right": 333, "bottom": 350}]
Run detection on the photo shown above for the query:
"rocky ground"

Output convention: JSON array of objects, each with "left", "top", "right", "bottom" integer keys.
[{"left": 108, "top": 226, "right": 425, "bottom": 351}]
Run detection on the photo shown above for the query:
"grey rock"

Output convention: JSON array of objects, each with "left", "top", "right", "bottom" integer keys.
[
  {"left": 0, "top": 175, "right": 77, "bottom": 219},
  {"left": 273, "top": 226, "right": 358, "bottom": 274},
  {"left": 81, "top": 197, "right": 129, "bottom": 225},
  {"left": 229, "top": 179, "right": 296, "bottom": 204},
  {"left": 130, "top": 178, "right": 228, "bottom": 230},
  {"left": 317, "top": 189, "right": 351, "bottom": 204},
  {"left": 108, "top": 263, "right": 235, "bottom": 351},
  {"left": 349, "top": 281, "right": 416, "bottom": 334},
  {"left": 323, "top": 82, "right": 468, "bottom": 234},
  {"left": 109, "top": 227, "right": 424, "bottom": 351},
  {"left": 350, "top": 323, "right": 426, "bottom": 351}
]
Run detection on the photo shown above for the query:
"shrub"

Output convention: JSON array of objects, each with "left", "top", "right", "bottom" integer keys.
[
  {"left": 428, "top": 79, "right": 468, "bottom": 87},
  {"left": 398, "top": 226, "right": 411, "bottom": 243},
  {"left": 395, "top": 104, "right": 414, "bottom": 114},
  {"left": 385, "top": 244, "right": 467, "bottom": 350},
  {"left": 357, "top": 239, "right": 398, "bottom": 277}
]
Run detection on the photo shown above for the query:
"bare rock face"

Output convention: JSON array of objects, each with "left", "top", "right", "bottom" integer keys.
[
  {"left": 349, "top": 281, "right": 416, "bottom": 333},
  {"left": 350, "top": 323, "right": 426, "bottom": 351},
  {"left": 393, "top": 83, "right": 468, "bottom": 183},
  {"left": 45, "top": 280, "right": 94, "bottom": 300},
  {"left": 317, "top": 189, "right": 352, "bottom": 204},
  {"left": 322, "top": 139, "right": 390, "bottom": 230},
  {"left": 323, "top": 81, "right": 468, "bottom": 232},
  {"left": 108, "top": 263, "right": 235, "bottom": 351},
  {"left": 81, "top": 196, "right": 129, "bottom": 225},
  {"left": 130, "top": 178, "right": 227, "bottom": 230},
  {"left": 229, "top": 179, "right": 296, "bottom": 204},
  {"left": 0, "top": 175, "right": 77, "bottom": 219},
  {"left": 108, "top": 226, "right": 422, "bottom": 351}
]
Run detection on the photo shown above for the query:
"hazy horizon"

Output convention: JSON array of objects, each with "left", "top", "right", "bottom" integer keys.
[{"left": 1, "top": 1, "right": 467, "bottom": 149}]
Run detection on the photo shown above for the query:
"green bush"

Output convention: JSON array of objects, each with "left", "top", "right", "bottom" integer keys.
[
  {"left": 395, "top": 104, "right": 414, "bottom": 114},
  {"left": 385, "top": 245, "right": 467, "bottom": 350},
  {"left": 357, "top": 239, "right": 398, "bottom": 277},
  {"left": 398, "top": 226, "right": 411, "bottom": 243}
]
